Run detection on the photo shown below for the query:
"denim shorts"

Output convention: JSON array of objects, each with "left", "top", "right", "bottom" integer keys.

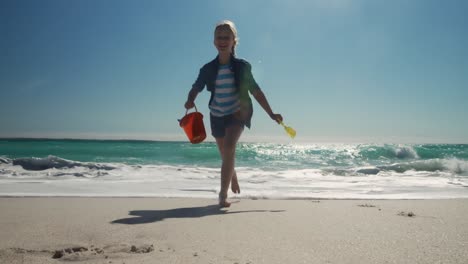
[{"left": 210, "top": 114, "right": 245, "bottom": 138}]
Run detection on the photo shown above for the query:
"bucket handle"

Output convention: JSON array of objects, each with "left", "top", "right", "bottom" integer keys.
[
  {"left": 178, "top": 105, "right": 199, "bottom": 124},
  {"left": 185, "top": 105, "right": 198, "bottom": 116}
]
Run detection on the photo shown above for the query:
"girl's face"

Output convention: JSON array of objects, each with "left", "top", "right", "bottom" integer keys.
[{"left": 214, "top": 27, "right": 235, "bottom": 55}]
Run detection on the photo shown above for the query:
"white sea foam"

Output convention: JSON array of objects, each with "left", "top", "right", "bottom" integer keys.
[
  {"left": 1, "top": 158, "right": 467, "bottom": 199},
  {"left": 394, "top": 146, "right": 419, "bottom": 159}
]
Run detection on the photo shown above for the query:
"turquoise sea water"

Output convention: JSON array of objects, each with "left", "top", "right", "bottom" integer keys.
[
  {"left": 2, "top": 139, "right": 468, "bottom": 167},
  {"left": 1, "top": 139, "right": 468, "bottom": 198}
]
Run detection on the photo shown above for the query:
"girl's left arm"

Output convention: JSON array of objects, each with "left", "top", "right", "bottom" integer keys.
[{"left": 252, "top": 89, "right": 283, "bottom": 123}]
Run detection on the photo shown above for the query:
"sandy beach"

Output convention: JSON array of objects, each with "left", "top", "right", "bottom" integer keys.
[{"left": 0, "top": 197, "right": 467, "bottom": 264}]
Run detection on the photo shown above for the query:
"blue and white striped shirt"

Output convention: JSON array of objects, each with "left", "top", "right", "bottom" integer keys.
[{"left": 209, "top": 64, "right": 240, "bottom": 116}]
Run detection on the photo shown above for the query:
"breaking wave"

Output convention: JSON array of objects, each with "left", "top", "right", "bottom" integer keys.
[
  {"left": 356, "top": 158, "right": 468, "bottom": 175},
  {"left": 10, "top": 156, "right": 116, "bottom": 171}
]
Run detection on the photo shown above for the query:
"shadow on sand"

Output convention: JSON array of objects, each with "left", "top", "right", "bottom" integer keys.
[{"left": 111, "top": 204, "right": 285, "bottom": 225}]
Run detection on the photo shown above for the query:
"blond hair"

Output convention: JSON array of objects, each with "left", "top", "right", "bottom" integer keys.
[{"left": 214, "top": 20, "right": 238, "bottom": 56}]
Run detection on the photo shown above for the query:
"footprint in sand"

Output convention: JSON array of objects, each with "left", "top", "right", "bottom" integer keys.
[
  {"left": 357, "top": 204, "right": 376, "bottom": 208},
  {"left": 357, "top": 204, "right": 382, "bottom": 211},
  {"left": 50, "top": 244, "right": 154, "bottom": 260},
  {"left": 398, "top": 211, "right": 416, "bottom": 217}
]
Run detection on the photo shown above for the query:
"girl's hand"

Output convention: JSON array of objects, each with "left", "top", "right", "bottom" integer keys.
[
  {"left": 270, "top": 113, "right": 283, "bottom": 124},
  {"left": 184, "top": 100, "right": 195, "bottom": 109}
]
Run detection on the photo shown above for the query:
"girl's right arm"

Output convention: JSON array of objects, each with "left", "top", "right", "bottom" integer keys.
[
  {"left": 186, "top": 65, "right": 206, "bottom": 109},
  {"left": 184, "top": 87, "right": 199, "bottom": 109}
]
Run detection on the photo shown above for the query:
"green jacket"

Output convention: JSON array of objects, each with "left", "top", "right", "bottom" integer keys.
[{"left": 192, "top": 55, "right": 261, "bottom": 128}]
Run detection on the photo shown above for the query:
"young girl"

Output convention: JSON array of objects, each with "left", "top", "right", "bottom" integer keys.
[{"left": 184, "top": 20, "right": 283, "bottom": 207}]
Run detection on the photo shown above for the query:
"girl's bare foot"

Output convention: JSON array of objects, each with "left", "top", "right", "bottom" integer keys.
[
  {"left": 219, "top": 193, "right": 231, "bottom": 208},
  {"left": 231, "top": 173, "right": 240, "bottom": 194}
]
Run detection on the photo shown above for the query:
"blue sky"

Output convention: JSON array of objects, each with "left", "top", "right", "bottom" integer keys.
[{"left": 1, "top": 0, "right": 467, "bottom": 143}]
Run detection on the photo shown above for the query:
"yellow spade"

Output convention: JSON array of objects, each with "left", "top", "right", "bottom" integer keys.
[{"left": 279, "top": 120, "right": 296, "bottom": 139}]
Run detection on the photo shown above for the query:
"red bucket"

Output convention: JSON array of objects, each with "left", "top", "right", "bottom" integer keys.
[{"left": 179, "top": 107, "right": 206, "bottom": 144}]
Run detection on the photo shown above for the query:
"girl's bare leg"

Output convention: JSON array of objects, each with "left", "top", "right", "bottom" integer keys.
[
  {"left": 215, "top": 141, "right": 241, "bottom": 194},
  {"left": 215, "top": 124, "right": 243, "bottom": 207},
  {"left": 231, "top": 171, "right": 240, "bottom": 194}
]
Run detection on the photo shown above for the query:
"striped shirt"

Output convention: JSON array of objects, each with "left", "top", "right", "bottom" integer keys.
[{"left": 209, "top": 64, "right": 240, "bottom": 116}]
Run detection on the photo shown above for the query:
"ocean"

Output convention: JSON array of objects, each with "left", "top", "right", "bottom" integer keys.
[{"left": 1, "top": 139, "right": 467, "bottom": 199}]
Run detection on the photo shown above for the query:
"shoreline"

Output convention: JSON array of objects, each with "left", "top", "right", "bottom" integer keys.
[
  {"left": 1, "top": 197, "right": 468, "bottom": 263},
  {"left": 1, "top": 195, "right": 468, "bottom": 200}
]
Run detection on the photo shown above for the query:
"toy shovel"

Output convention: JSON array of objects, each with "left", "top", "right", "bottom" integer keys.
[{"left": 279, "top": 121, "right": 296, "bottom": 139}]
